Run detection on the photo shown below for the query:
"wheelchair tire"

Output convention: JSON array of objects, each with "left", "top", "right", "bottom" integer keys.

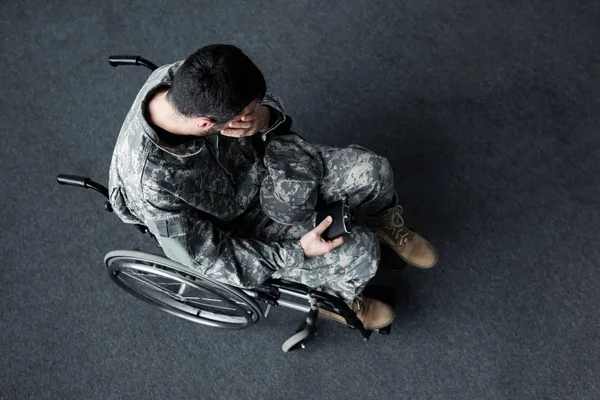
[{"left": 105, "top": 250, "right": 262, "bottom": 330}]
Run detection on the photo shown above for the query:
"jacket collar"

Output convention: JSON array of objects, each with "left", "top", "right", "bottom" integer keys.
[{"left": 139, "top": 62, "right": 206, "bottom": 157}]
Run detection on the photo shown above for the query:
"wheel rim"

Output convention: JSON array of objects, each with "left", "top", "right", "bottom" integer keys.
[{"left": 106, "top": 254, "right": 261, "bottom": 329}]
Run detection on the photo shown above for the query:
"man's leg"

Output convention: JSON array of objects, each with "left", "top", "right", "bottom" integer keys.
[
  {"left": 260, "top": 143, "right": 393, "bottom": 301},
  {"left": 264, "top": 223, "right": 380, "bottom": 302},
  {"left": 314, "top": 144, "right": 395, "bottom": 216},
  {"left": 315, "top": 144, "right": 439, "bottom": 269},
  {"left": 252, "top": 143, "right": 435, "bottom": 327},
  {"left": 258, "top": 221, "right": 394, "bottom": 330}
]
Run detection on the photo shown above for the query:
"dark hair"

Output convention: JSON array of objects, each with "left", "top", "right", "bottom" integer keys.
[{"left": 166, "top": 44, "right": 266, "bottom": 123}]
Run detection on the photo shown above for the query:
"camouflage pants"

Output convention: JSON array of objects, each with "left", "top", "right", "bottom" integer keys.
[{"left": 256, "top": 145, "right": 395, "bottom": 302}]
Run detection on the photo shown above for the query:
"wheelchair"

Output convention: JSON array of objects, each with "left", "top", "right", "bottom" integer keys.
[{"left": 56, "top": 55, "right": 392, "bottom": 353}]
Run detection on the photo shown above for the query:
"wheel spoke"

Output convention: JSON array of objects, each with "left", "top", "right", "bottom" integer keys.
[
  {"left": 125, "top": 271, "right": 182, "bottom": 288},
  {"left": 119, "top": 270, "right": 181, "bottom": 299},
  {"left": 107, "top": 254, "right": 261, "bottom": 327},
  {"left": 177, "top": 284, "right": 187, "bottom": 296},
  {"left": 120, "top": 269, "right": 242, "bottom": 313}
]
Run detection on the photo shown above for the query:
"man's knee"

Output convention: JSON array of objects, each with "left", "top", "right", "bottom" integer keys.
[{"left": 347, "top": 145, "right": 394, "bottom": 193}]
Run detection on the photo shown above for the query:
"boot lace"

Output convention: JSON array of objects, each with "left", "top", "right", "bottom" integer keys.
[
  {"left": 380, "top": 205, "right": 412, "bottom": 246},
  {"left": 350, "top": 296, "right": 364, "bottom": 313}
]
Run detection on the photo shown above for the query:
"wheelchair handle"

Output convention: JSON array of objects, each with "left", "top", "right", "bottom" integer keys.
[
  {"left": 56, "top": 174, "right": 109, "bottom": 199},
  {"left": 108, "top": 55, "right": 158, "bottom": 71},
  {"left": 57, "top": 174, "right": 88, "bottom": 187}
]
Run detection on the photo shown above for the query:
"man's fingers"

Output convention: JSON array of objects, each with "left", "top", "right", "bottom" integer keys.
[
  {"left": 228, "top": 121, "right": 252, "bottom": 129},
  {"left": 329, "top": 236, "right": 344, "bottom": 250},
  {"left": 241, "top": 114, "right": 255, "bottom": 122},
  {"left": 319, "top": 236, "right": 344, "bottom": 255},
  {"left": 221, "top": 128, "right": 249, "bottom": 137},
  {"left": 324, "top": 237, "right": 344, "bottom": 253},
  {"left": 312, "top": 216, "right": 332, "bottom": 236}
]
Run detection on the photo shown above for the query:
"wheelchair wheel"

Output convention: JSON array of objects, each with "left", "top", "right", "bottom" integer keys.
[
  {"left": 281, "top": 328, "right": 311, "bottom": 353},
  {"left": 105, "top": 250, "right": 262, "bottom": 330}
]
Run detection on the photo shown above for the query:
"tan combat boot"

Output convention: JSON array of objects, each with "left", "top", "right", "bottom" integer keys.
[
  {"left": 373, "top": 204, "right": 438, "bottom": 269},
  {"left": 319, "top": 296, "right": 395, "bottom": 330}
]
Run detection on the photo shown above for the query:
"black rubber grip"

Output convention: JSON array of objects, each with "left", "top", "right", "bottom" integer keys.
[
  {"left": 56, "top": 174, "right": 90, "bottom": 187},
  {"left": 108, "top": 55, "right": 158, "bottom": 71},
  {"left": 108, "top": 55, "right": 140, "bottom": 67}
]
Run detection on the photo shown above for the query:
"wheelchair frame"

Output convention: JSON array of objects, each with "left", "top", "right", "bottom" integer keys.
[{"left": 56, "top": 55, "right": 391, "bottom": 352}]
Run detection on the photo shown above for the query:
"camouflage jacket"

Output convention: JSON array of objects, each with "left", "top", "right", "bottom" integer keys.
[{"left": 108, "top": 62, "right": 323, "bottom": 287}]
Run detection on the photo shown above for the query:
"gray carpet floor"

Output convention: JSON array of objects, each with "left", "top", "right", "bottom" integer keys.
[{"left": 1, "top": 1, "right": 599, "bottom": 399}]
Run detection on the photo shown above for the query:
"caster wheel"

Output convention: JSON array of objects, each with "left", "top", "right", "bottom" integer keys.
[{"left": 282, "top": 329, "right": 311, "bottom": 353}]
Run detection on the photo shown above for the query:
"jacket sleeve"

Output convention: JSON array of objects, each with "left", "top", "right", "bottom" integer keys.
[
  {"left": 140, "top": 185, "right": 305, "bottom": 288},
  {"left": 259, "top": 92, "right": 288, "bottom": 140}
]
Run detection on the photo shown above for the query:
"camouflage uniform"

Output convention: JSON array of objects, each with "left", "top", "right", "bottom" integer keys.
[{"left": 109, "top": 62, "right": 395, "bottom": 301}]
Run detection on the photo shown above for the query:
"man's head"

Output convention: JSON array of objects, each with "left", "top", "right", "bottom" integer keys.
[{"left": 166, "top": 44, "right": 266, "bottom": 135}]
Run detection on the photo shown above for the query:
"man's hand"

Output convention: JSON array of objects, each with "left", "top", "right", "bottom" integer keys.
[
  {"left": 300, "top": 216, "right": 345, "bottom": 257},
  {"left": 220, "top": 105, "right": 270, "bottom": 137}
]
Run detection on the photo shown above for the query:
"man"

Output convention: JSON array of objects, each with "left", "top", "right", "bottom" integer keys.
[{"left": 109, "top": 44, "right": 438, "bottom": 330}]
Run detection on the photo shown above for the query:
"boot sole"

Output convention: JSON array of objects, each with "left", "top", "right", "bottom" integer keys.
[
  {"left": 378, "top": 238, "right": 439, "bottom": 269},
  {"left": 320, "top": 310, "right": 395, "bottom": 330},
  {"left": 399, "top": 253, "right": 438, "bottom": 269}
]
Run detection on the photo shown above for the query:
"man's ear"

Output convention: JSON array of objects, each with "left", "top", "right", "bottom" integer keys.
[{"left": 195, "top": 116, "right": 214, "bottom": 130}]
